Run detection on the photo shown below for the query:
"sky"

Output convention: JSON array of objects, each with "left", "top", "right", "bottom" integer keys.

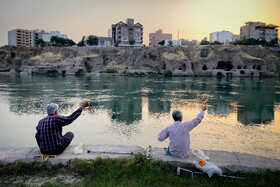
[{"left": 0, "top": 0, "right": 279, "bottom": 46}]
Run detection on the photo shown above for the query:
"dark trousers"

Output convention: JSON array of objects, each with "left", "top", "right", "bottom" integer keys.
[{"left": 35, "top": 131, "right": 74, "bottom": 155}]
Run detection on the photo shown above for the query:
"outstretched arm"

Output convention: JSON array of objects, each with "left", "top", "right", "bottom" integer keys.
[
  {"left": 57, "top": 101, "right": 90, "bottom": 126},
  {"left": 185, "top": 105, "right": 207, "bottom": 131}
]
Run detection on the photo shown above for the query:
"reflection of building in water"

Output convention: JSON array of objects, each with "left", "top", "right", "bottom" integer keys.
[
  {"left": 236, "top": 78, "right": 275, "bottom": 125},
  {"left": 208, "top": 102, "right": 232, "bottom": 115},
  {"left": 103, "top": 97, "right": 142, "bottom": 125},
  {"left": 148, "top": 99, "right": 171, "bottom": 114},
  {"left": 237, "top": 105, "right": 274, "bottom": 125}
]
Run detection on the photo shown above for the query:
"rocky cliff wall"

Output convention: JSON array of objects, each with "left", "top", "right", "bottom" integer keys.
[{"left": 0, "top": 45, "right": 280, "bottom": 77}]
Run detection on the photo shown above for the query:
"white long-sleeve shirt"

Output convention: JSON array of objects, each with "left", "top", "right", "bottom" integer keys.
[{"left": 157, "top": 110, "right": 204, "bottom": 158}]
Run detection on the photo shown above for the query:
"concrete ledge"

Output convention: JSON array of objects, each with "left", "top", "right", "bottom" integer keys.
[
  {"left": 1, "top": 145, "right": 280, "bottom": 173},
  {"left": 151, "top": 148, "right": 280, "bottom": 172},
  {"left": 0, "top": 145, "right": 145, "bottom": 165}
]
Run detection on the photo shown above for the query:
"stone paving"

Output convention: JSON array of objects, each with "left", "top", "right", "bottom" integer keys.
[{"left": 0, "top": 145, "right": 279, "bottom": 172}]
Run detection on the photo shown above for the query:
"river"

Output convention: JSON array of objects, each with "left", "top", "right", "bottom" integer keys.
[{"left": 0, "top": 74, "right": 279, "bottom": 159}]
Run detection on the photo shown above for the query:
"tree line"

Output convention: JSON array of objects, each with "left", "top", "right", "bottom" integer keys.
[
  {"left": 200, "top": 37, "right": 279, "bottom": 47},
  {"left": 35, "top": 35, "right": 101, "bottom": 47}
]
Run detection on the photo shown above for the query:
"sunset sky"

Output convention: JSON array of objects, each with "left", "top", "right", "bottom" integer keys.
[{"left": 0, "top": 0, "right": 279, "bottom": 46}]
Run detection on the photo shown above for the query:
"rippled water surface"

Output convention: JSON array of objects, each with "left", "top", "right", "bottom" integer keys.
[{"left": 0, "top": 75, "right": 279, "bottom": 159}]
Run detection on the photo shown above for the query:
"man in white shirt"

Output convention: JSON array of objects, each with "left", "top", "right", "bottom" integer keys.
[{"left": 157, "top": 106, "right": 207, "bottom": 158}]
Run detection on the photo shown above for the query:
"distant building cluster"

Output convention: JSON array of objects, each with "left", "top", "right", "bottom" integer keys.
[
  {"left": 7, "top": 19, "right": 279, "bottom": 47},
  {"left": 209, "top": 21, "right": 279, "bottom": 45},
  {"left": 8, "top": 29, "right": 68, "bottom": 47}
]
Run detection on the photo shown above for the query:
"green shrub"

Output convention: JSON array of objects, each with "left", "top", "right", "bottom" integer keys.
[
  {"left": 103, "top": 69, "right": 117, "bottom": 73},
  {"left": 148, "top": 71, "right": 158, "bottom": 76},
  {"left": 163, "top": 69, "right": 172, "bottom": 77},
  {"left": 86, "top": 67, "right": 92, "bottom": 73}
]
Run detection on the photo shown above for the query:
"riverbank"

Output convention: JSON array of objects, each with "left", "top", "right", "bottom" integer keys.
[
  {"left": 1, "top": 144, "right": 280, "bottom": 171},
  {"left": 1, "top": 144, "right": 280, "bottom": 186},
  {"left": 0, "top": 45, "right": 280, "bottom": 77}
]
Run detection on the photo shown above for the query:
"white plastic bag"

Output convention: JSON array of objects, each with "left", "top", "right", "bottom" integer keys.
[
  {"left": 193, "top": 160, "right": 223, "bottom": 178},
  {"left": 192, "top": 148, "right": 209, "bottom": 161},
  {"left": 73, "top": 143, "right": 83, "bottom": 154}
]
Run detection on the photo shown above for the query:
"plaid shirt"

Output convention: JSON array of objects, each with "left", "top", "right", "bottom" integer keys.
[{"left": 36, "top": 107, "right": 82, "bottom": 154}]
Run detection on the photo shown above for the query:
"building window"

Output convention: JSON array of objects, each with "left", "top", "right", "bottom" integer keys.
[
  {"left": 122, "top": 28, "right": 127, "bottom": 31},
  {"left": 135, "top": 29, "right": 141, "bottom": 32}
]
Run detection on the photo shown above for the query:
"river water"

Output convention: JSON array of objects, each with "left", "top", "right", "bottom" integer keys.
[{"left": 0, "top": 74, "right": 279, "bottom": 159}]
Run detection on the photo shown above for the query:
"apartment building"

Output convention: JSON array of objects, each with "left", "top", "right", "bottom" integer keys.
[
  {"left": 39, "top": 31, "right": 68, "bottom": 43},
  {"left": 240, "top": 21, "right": 278, "bottom": 42},
  {"left": 8, "top": 29, "right": 33, "bottom": 47},
  {"left": 209, "top": 31, "right": 234, "bottom": 44},
  {"left": 149, "top": 29, "right": 172, "bottom": 46},
  {"left": 111, "top": 18, "right": 143, "bottom": 46}
]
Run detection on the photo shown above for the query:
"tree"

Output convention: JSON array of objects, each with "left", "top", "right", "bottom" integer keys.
[
  {"left": 86, "top": 35, "right": 99, "bottom": 46},
  {"left": 114, "top": 42, "right": 119, "bottom": 47},
  {"left": 77, "top": 36, "right": 85, "bottom": 47},
  {"left": 210, "top": 41, "right": 222, "bottom": 45},
  {"left": 50, "top": 36, "right": 76, "bottom": 46},
  {"left": 168, "top": 40, "right": 173, "bottom": 47},
  {"left": 269, "top": 38, "right": 279, "bottom": 47},
  {"left": 129, "top": 39, "right": 136, "bottom": 45},
  {"left": 200, "top": 41, "right": 210, "bottom": 45},
  {"left": 158, "top": 40, "right": 165, "bottom": 46},
  {"left": 68, "top": 39, "right": 76, "bottom": 46},
  {"left": 36, "top": 39, "right": 45, "bottom": 47}
]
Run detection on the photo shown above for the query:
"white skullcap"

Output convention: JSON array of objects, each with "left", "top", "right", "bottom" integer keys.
[{"left": 47, "top": 103, "right": 59, "bottom": 115}]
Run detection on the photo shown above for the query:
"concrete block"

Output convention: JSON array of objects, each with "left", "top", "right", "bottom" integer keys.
[
  {"left": 233, "top": 152, "right": 280, "bottom": 171},
  {"left": 0, "top": 147, "right": 34, "bottom": 163}
]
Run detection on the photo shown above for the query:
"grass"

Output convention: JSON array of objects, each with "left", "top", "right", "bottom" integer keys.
[{"left": 1, "top": 155, "right": 280, "bottom": 186}]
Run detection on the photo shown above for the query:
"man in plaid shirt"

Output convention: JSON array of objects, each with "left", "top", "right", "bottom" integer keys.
[{"left": 35, "top": 101, "right": 90, "bottom": 155}]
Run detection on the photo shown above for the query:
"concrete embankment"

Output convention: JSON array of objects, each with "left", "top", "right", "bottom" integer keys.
[{"left": 1, "top": 145, "right": 280, "bottom": 173}]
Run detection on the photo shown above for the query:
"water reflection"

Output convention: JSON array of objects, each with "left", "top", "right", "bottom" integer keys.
[{"left": 0, "top": 75, "right": 279, "bottom": 126}]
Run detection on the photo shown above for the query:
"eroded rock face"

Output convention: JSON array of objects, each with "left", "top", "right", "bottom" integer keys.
[{"left": 0, "top": 45, "right": 279, "bottom": 77}]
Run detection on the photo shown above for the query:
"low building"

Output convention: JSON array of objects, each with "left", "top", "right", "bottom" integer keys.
[
  {"left": 164, "top": 40, "right": 182, "bottom": 46},
  {"left": 149, "top": 29, "right": 172, "bottom": 46},
  {"left": 180, "top": 39, "right": 197, "bottom": 46},
  {"left": 111, "top": 18, "right": 143, "bottom": 47},
  {"left": 85, "top": 36, "right": 112, "bottom": 47},
  {"left": 240, "top": 21, "right": 278, "bottom": 42},
  {"left": 98, "top": 37, "right": 112, "bottom": 46},
  {"left": 39, "top": 31, "right": 68, "bottom": 43},
  {"left": 209, "top": 31, "right": 234, "bottom": 44},
  {"left": 232, "top": 35, "right": 240, "bottom": 42}
]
